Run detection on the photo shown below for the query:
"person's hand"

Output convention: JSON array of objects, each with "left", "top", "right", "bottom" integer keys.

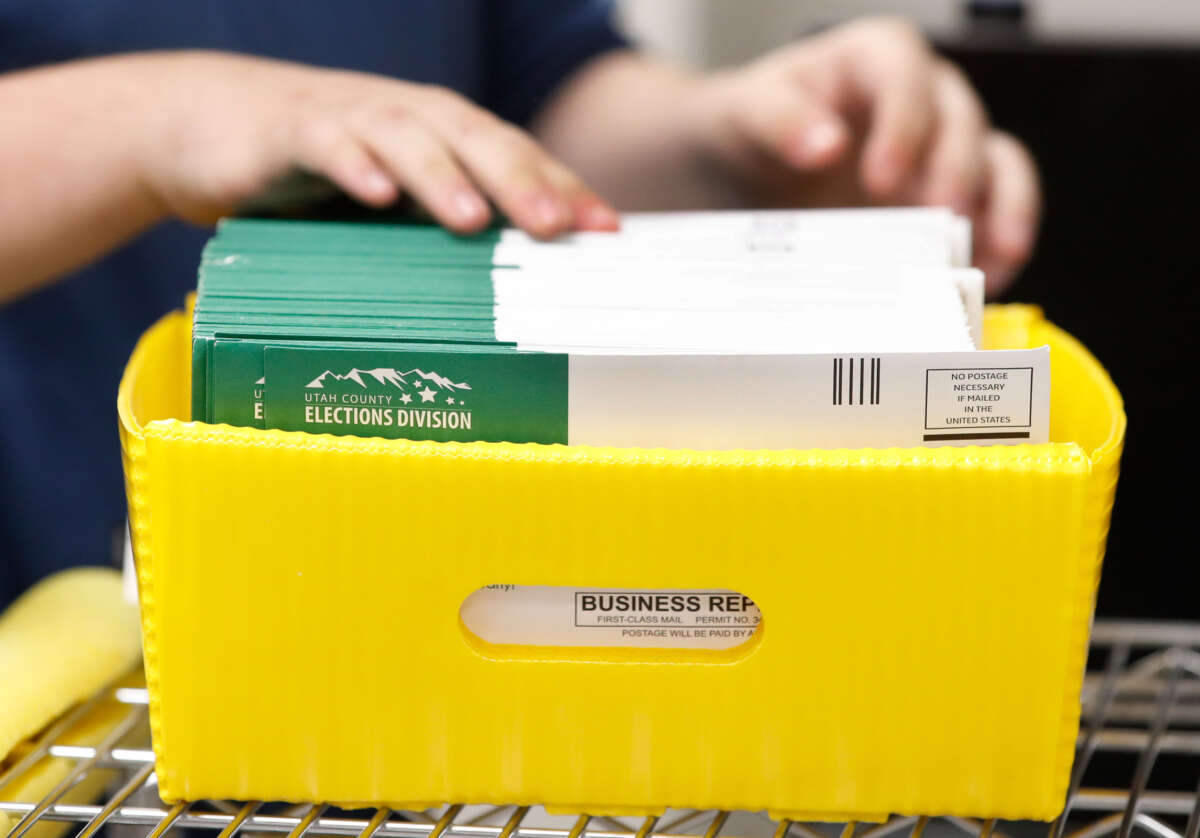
[
  {"left": 136, "top": 51, "right": 619, "bottom": 237},
  {"left": 684, "top": 17, "right": 1040, "bottom": 293}
]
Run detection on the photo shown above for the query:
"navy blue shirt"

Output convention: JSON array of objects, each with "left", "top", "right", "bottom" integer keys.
[{"left": 0, "top": 0, "right": 626, "bottom": 606}]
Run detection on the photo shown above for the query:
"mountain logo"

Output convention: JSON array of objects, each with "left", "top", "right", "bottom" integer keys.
[
  {"left": 302, "top": 366, "right": 475, "bottom": 432},
  {"left": 306, "top": 367, "right": 470, "bottom": 392}
]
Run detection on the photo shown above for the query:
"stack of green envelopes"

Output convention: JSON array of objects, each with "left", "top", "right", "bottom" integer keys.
[{"left": 193, "top": 209, "right": 1051, "bottom": 450}]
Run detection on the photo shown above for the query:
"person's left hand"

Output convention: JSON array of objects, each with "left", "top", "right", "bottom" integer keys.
[{"left": 682, "top": 17, "right": 1040, "bottom": 294}]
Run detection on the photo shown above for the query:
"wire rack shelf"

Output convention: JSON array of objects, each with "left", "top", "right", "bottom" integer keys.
[{"left": 3, "top": 619, "right": 1197, "bottom": 838}]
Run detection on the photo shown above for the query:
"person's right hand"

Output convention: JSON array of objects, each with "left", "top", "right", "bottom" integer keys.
[
  {"left": 676, "top": 18, "right": 1040, "bottom": 294},
  {"left": 136, "top": 51, "right": 620, "bottom": 236}
]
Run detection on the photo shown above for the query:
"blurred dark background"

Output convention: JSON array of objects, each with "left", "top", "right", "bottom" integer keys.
[{"left": 942, "top": 29, "right": 1198, "bottom": 618}]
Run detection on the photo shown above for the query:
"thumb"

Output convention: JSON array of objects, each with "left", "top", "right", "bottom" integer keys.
[{"left": 729, "top": 76, "right": 850, "bottom": 170}]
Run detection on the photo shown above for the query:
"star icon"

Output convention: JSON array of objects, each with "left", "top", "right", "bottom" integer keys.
[
  {"left": 400, "top": 393, "right": 412, "bottom": 404},
  {"left": 419, "top": 387, "right": 437, "bottom": 402},
  {"left": 446, "top": 396, "right": 455, "bottom": 405}
]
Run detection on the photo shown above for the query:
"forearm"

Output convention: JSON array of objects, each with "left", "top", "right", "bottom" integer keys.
[
  {"left": 0, "top": 56, "right": 168, "bottom": 304},
  {"left": 531, "top": 51, "right": 738, "bottom": 211}
]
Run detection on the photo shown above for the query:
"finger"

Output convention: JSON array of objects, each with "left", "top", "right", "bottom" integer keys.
[
  {"left": 290, "top": 116, "right": 397, "bottom": 207},
  {"left": 539, "top": 157, "right": 620, "bottom": 231},
  {"left": 728, "top": 71, "right": 850, "bottom": 170},
  {"left": 358, "top": 105, "right": 491, "bottom": 233},
  {"left": 920, "top": 62, "right": 988, "bottom": 213},
  {"left": 454, "top": 122, "right": 576, "bottom": 238},
  {"left": 417, "top": 92, "right": 577, "bottom": 238},
  {"left": 839, "top": 20, "right": 939, "bottom": 197},
  {"left": 976, "top": 131, "right": 1041, "bottom": 295}
]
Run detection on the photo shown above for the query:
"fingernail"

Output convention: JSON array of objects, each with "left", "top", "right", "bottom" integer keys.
[
  {"left": 580, "top": 203, "right": 620, "bottom": 231},
  {"left": 792, "top": 121, "right": 843, "bottom": 165},
  {"left": 451, "top": 189, "right": 488, "bottom": 224},
  {"left": 534, "top": 194, "right": 568, "bottom": 230},
  {"left": 806, "top": 122, "right": 843, "bottom": 156},
  {"left": 364, "top": 171, "right": 394, "bottom": 198},
  {"left": 999, "top": 221, "right": 1033, "bottom": 256}
]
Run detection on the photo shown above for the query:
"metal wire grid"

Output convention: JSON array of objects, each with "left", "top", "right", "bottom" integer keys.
[{"left": 2, "top": 619, "right": 1197, "bottom": 838}]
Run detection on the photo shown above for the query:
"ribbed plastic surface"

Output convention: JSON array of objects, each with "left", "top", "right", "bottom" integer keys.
[{"left": 118, "top": 305, "right": 1125, "bottom": 822}]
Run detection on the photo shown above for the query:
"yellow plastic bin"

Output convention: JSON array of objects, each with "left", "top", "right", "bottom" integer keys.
[{"left": 119, "top": 304, "right": 1124, "bottom": 821}]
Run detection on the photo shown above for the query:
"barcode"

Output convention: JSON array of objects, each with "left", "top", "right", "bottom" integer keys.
[{"left": 832, "top": 357, "right": 881, "bottom": 405}]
